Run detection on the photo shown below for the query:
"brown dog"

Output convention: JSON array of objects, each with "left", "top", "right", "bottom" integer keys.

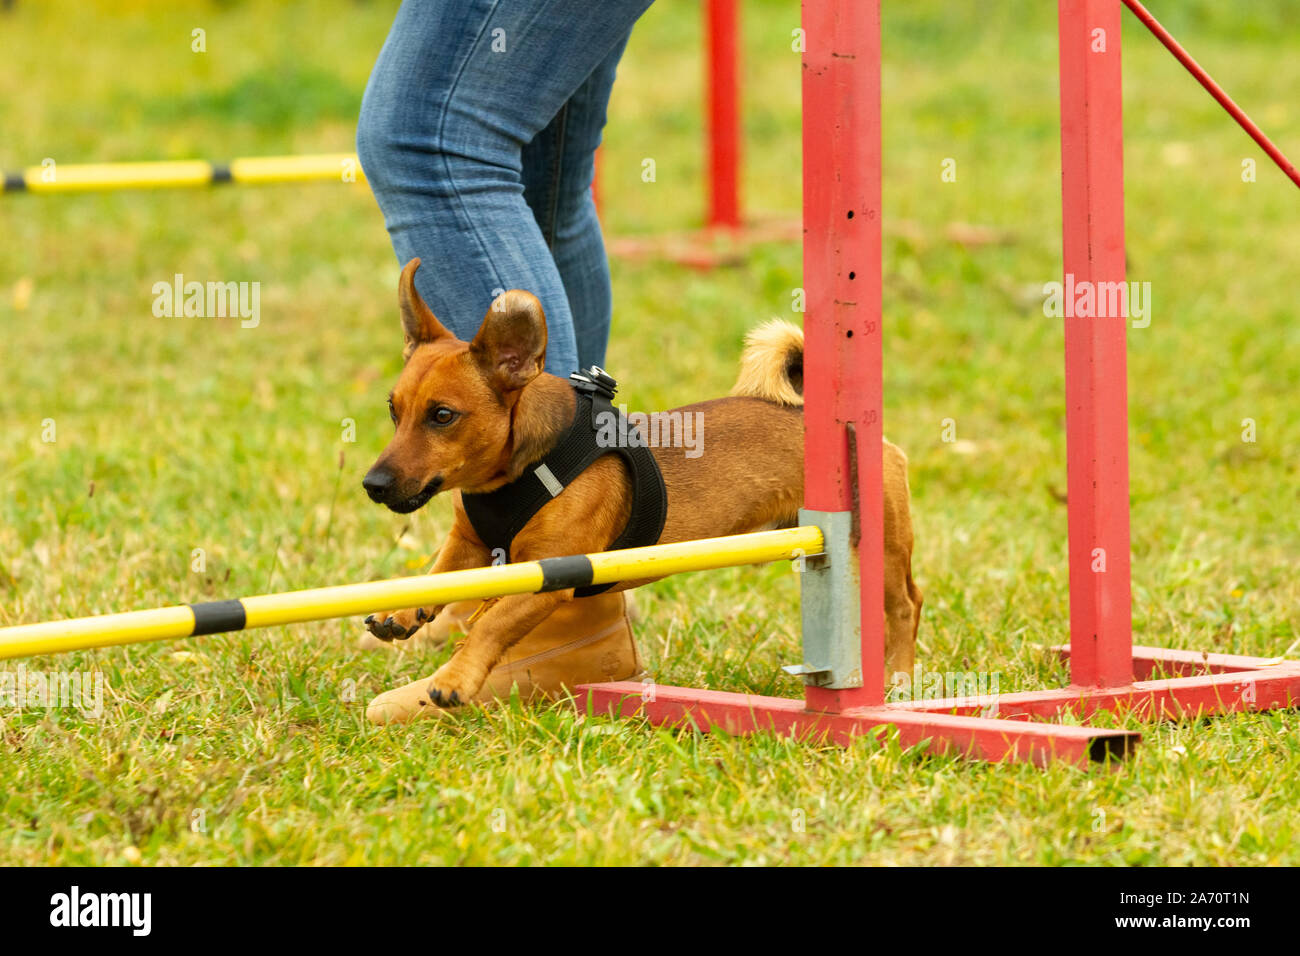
[{"left": 362, "top": 259, "right": 920, "bottom": 707}]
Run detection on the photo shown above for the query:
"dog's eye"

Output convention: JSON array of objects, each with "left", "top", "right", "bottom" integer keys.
[
  {"left": 387, "top": 399, "right": 397, "bottom": 424},
  {"left": 426, "top": 405, "right": 458, "bottom": 427}
]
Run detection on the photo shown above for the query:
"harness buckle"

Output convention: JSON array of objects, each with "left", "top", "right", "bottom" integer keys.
[{"left": 569, "top": 366, "right": 618, "bottom": 402}]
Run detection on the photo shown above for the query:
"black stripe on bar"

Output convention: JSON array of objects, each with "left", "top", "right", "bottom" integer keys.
[
  {"left": 210, "top": 164, "right": 233, "bottom": 183},
  {"left": 188, "top": 599, "right": 247, "bottom": 635},
  {"left": 537, "top": 555, "right": 595, "bottom": 592},
  {"left": 3, "top": 172, "right": 27, "bottom": 192}
]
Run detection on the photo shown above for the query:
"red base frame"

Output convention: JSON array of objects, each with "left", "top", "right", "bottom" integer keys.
[
  {"left": 578, "top": 647, "right": 1300, "bottom": 768},
  {"left": 605, "top": 217, "right": 801, "bottom": 271}
]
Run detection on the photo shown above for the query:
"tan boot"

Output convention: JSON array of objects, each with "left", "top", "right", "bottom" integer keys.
[{"left": 365, "top": 590, "right": 646, "bottom": 725}]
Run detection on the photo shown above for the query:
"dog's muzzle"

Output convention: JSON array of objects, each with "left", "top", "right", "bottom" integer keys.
[{"left": 362, "top": 469, "right": 443, "bottom": 513}]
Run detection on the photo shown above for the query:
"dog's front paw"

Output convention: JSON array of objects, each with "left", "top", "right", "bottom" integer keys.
[
  {"left": 425, "top": 659, "right": 485, "bottom": 708},
  {"left": 364, "top": 606, "right": 435, "bottom": 642}
]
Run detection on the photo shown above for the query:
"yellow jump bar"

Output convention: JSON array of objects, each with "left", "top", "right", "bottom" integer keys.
[
  {"left": 0, "top": 527, "right": 824, "bottom": 661},
  {"left": 2, "top": 153, "right": 366, "bottom": 194}
]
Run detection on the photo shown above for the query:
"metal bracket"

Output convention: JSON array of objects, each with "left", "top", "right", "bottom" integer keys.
[
  {"left": 787, "top": 509, "right": 862, "bottom": 689},
  {"left": 782, "top": 661, "right": 832, "bottom": 679}
]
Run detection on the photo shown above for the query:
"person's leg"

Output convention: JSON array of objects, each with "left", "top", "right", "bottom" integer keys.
[
  {"left": 357, "top": 0, "right": 652, "bottom": 375},
  {"left": 520, "top": 36, "right": 630, "bottom": 371}
]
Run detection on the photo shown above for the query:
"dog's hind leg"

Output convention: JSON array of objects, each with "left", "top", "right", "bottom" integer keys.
[{"left": 882, "top": 441, "right": 920, "bottom": 682}]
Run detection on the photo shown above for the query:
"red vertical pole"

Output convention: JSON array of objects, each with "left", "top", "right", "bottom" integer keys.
[
  {"left": 706, "top": 0, "right": 741, "bottom": 229},
  {"left": 1058, "top": 0, "right": 1133, "bottom": 688},
  {"left": 802, "top": 0, "right": 885, "bottom": 710}
]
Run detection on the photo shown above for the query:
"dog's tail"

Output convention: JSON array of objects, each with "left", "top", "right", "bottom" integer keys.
[{"left": 730, "top": 319, "right": 804, "bottom": 407}]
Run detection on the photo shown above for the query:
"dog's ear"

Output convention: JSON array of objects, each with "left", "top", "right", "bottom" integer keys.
[
  {"left": 469, "top": 290, "right": 548, "bottom": 394},
  {"left": 399, "top": 258, "right": 452, "bottom": 361}
]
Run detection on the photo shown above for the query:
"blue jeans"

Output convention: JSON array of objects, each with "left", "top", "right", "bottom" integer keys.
[{"left": 357, "top": 0, "right": 653, "bottom": 376}]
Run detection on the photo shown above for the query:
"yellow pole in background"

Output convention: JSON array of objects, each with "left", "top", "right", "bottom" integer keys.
[{"left": 3, "top": 153, "right": 366, "bottom": 194}]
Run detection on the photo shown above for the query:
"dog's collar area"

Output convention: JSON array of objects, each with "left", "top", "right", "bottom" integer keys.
[{"left": 461, "top": 369, "right": 667, "bottom": 597}]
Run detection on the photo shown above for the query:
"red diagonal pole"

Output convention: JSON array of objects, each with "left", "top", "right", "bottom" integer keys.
[
  {"left": 1122, "top": 0, "right": 1300, "bottom": 189},
  {"left": 1059, "top": 0, "right": 1134, "bottom": 688}
]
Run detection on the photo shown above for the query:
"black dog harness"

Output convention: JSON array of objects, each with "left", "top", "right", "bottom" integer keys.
[{"left": 461, "top": 367, "right": 668, "bottom": 597}]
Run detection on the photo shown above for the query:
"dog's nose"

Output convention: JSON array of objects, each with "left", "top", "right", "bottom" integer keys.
[{"left": 362, "top": 467, "right": 395, "bottom": 503}]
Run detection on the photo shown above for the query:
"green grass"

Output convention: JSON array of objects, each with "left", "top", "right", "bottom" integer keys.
[{"left": 1, "top": 0, "right": 1298, "bottom": 865}]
